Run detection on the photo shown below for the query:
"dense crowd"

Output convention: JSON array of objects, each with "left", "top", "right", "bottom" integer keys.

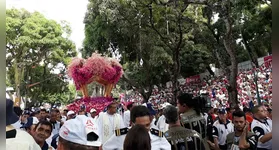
[
  {"left": 6, "top": 61, "right": 272, "bottom": 150},
  {"left": 126, "top": 60, "right": 272, "bottom": 110},
  {"left": 6, "top": 91, "right": 272, "bottom": 150}
]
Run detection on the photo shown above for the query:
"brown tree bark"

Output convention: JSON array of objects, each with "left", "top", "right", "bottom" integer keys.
[{"left": 222, "top": 0, "right": 238, "bottom": 107}]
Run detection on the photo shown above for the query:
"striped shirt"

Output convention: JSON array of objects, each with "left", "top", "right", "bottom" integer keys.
[{"left": 180, "top": 109, "right": 207, "bottom": 139}]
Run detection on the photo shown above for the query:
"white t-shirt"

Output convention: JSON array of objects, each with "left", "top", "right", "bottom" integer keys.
[{"left": 6, "top": 128, "right": 41, "bottom": 150}]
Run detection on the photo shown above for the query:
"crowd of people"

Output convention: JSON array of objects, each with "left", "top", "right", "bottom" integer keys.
[
  {"left": 6, "top": 60, "right": 272, "bottom": 150},
  {"left": 6, "top": 91, "right": 272, "bottom": 150},
  {"left": 126, "top": 61, "right": 272, "bottom": 110}
]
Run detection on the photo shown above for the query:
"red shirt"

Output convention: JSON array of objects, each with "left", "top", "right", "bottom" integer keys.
[
  {"left": 246, "top": 114, "right": 253, "bottom": 131},
  {"left": 227, "top": 113, "right": 233, "bottom": 121}
]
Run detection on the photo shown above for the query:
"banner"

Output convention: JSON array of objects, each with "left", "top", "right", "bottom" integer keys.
[
  {"left": 185, "top": 75, "right": 201, "bottom": 84},
  {"left": 264, "top": 55, "right": 272, "bottom": 67}
]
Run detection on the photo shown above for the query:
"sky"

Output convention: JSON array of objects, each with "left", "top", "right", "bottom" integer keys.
[{"left": 6, "top": 0, "right": 89, "bottom": 57}]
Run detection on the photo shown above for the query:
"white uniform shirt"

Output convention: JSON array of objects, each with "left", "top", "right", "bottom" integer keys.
[
  {"left": 123, "top": 110, "right": 130, "bottom": 127},
  {"left": 97, "top": 112, "right": 125, "bottom": 144},
  {"left": 103, "top": 127, "right": 171, "bottom": 150},
  {"left": 251, "top": 118, "right": 272, "bottom": 150},
  {"left": 6, "top": 128, "right": 41, "bottom": 150},
  {"left": 151, "top": 118, "right": 156, "bottom": 129},
  {"left": 157, "top": 115, "right": 169, "bottom": 132},
  {"left": 212, "top": 119, "right": 234, "bottom": 146}
]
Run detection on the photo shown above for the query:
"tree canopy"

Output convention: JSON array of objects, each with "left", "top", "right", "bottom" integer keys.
[
  {"left": 82, "top": 0, "right": 271, "bottom": 104},
  {"left": 6, "top": 8, "right": 77, "bottom": 106}
]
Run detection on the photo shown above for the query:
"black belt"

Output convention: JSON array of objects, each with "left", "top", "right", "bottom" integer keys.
[{"left": 6, "top": 129, "right": 17, "bottom": 139}]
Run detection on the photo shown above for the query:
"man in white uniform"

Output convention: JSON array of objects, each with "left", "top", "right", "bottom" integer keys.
[
  {"left": 97, "top": 102, "right": 125, "bottom": 145},
  {"left": 157, "top": 102, "right": 171, "bottom": 132},
  {"left": 102, "top": 105, "right": 171, "bottom": 150},
  {"left": 123, "top": 102, "right": 134, "bottom": 127}
]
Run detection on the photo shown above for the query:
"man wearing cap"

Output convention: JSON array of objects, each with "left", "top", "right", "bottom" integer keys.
[
  {"left": 6, "top": 99, "right": 41, "bottom": 150},
  {"left": 97, "top": 102, "right": 125, "bottom": 145},
  {"left": 102, "top": 105, "right": 171, "bottom": 150},
  {"left": 20, "top": 110, "right": 31, "bottom": 126},
  {"left": 66, "top": 110, "right": 76, "bottom": 120},
  {"left": 21, "top": 117, "right": 40, "bottom": 136},
  {"left": 212, "top": 109, "right": 234, "bottom": 150},
  {"left": 90, "top": 108, "right": 98, "bottom": 120},
  {"left": 123, "top": 102, "right": 134, "bottom": 127},
  {"left": 57, "top": 115, "right": 101, "bottom": 150}
]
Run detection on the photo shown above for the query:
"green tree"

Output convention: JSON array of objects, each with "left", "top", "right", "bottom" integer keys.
[
  {"left": 83, "top": 0, "right": 174, "bottom": 102},
  {"left": 82, "top": 0, "right": 271, "bottom": 105},
  {"left": 6, "top": 8, "right": 77, "bottom": 105},
  {"left": 83, "top": 0, "right": 215, "bottom": 102},
  {"left": 201, "top": 0, "right": 271, "bottom": 106}
]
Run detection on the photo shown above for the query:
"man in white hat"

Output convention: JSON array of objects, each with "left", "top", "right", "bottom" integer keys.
[
  {"left": 6, "top": 99, "right": 41, "bottom": 150},
  {"left": 102, "top": 105, "right": 171, "bottom": 150},
  {"left": 57, "top": 115, "right": 101, "bottom": 150},
  {"left": 66, "top": 110, "right": 76, "bottom": 120},
  {"left": 90, "top": 108, "right": 97, "bottom": 120}
]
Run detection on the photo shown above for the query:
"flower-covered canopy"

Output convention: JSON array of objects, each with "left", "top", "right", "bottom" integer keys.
[{"left": 67, "top": 53, "right": 123, "bottom": 97}]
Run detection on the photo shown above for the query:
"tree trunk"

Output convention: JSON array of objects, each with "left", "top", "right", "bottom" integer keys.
[
  {"left": 14, "top": 59, "right": 24, "bottom": 106},
  {"left": 171, "top": 45, "right": 182, "bottom": 104},
  {"left": 223, "top": 8, "right": 238, "bottom": 107}
]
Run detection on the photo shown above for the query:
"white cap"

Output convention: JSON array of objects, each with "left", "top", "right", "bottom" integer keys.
[
  {"left": 67, "top": 110, "right": 75, "bottom": 116},
  {"left": 59, "top": 115, "right": 101, "bottom": 147},
  {"left": 90, "top": 108, "right": 97, "bottom": 113}
]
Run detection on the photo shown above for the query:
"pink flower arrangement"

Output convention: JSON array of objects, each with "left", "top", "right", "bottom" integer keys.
[
  {"left": 67, "top": 58, "right": 93, "bottom": 90},
  {"left": 67, "top": 97, "right": 114, "bottom": 114},
  {"left": 67, "top": 53, "right": 124, "bottom": 90},
  {"left": 101, "top": 65, "right": 116, "bottom": 82}
]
